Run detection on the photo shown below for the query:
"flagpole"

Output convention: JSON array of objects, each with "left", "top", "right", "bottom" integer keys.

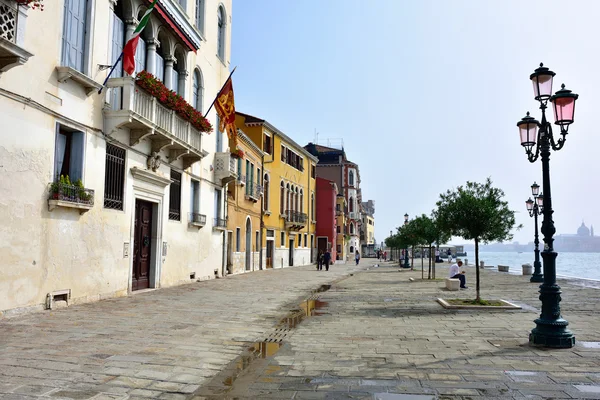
[
  {"left": 98, "top": 52, "right": 124, "bottom": 95},
  {"left": 203, "top": 66, "right": 237, "bottom": 118}
]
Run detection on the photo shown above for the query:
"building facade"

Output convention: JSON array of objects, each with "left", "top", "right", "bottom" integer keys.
[
  {"left": 236, "top": 112, "right": 318, "bottom": 268},
  {"left": 304, "top": 143, "right": 363, "bottom": 258},
  {"left": 315, "top": 177, "right": 337, "bottom": 261},
  {"left": 361, "top": 200, "right": 375, "bottom": 254},
  {"left": 0, "top": 0, "right": 232, "bottom": 315},
  {"left": 225, "top": 130, "right": 264, "bottom": 274}
]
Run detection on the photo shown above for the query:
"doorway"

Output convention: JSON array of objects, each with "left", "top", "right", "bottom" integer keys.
[
  {"left": 317, "top": 237, "right": 328, "bottom": 254},
  {"left": 133, "top": 199, "right": 153, "bottom": 291},
  {"left": 266, "top": 240, "right": 273, "bottom": 268},
  {"left": 227, "top": 231, "right": 233, "bottom": 274},
  {"left": 289, "top": 238, "right": 294, "bottom": 266},
  {"left": 245, "top": 218, "right": 251, "bottom": 271}
]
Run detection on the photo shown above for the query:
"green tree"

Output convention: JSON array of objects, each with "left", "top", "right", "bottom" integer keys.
[
  {"left": 411, "top": 214, "right": 451, "bottom": 279},
  {"left": 434, "top": 178, "right": 521, "bottom": 301}
]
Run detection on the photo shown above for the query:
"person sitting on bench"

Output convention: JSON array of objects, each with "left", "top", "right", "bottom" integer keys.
[{"left": 449, "top": 260, "right": 467, "bottom": 289}]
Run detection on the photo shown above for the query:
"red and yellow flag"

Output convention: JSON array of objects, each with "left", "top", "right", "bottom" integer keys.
[{"left": 215, "top": 77, "right": 237, "bottom": 148}]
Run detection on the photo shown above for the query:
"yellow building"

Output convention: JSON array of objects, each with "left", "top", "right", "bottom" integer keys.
[
  {"left": 236, "top": 112, "right": 318, "bottom": 268},
  {"left": 225, "top": 130, "right": 265, "bottom": 274},
  {"left": 336, "top": 195, "right": 348, "bottom": 261}
]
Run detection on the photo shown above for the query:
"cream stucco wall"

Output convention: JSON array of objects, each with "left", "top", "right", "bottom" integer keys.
[{"left": 0, "top": 0, "right": 232, "bottom": 315}]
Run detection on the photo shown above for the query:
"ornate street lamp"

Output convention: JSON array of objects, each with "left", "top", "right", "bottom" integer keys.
[
  {"left": 517, "top": 63, "right": 579, "bottom": 348},
  {"left": 403, "top": 213, "right": 410, "bottom": 269},
  {"left": 526, "top": 182, "right": 544, "bottom": 283}
]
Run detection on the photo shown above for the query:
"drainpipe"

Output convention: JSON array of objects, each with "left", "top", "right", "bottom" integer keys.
[{"left": 259, "top": 152, "right": 264, "bottom": 270}]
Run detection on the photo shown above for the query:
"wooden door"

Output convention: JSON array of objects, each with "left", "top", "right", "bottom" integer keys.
[
  {"left": 133, "top": 200, "right": 152, "bottom": 290},
  {"left": 266, "top": 240, "right": 273, "bottom": 268},
  {"left": 289, "top": 239, "right": 294, "bottom": 266}
]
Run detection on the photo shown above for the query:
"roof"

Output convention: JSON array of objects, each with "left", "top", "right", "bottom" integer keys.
[
  {"left": 237, "top": 129, "right": 264, "bottom": 157},
  {"left": 236, "top": 112, "right": 318, "bottom": 163}
]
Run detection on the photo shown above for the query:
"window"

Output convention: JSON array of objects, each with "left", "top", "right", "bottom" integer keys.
[
  {"left": 216, "top": 115, "right": 223, "bottom": 152},
  {"left": 62, "top": 0, "right": 89, "bottom": 73},
  {"left": 193, "top": 69, "right": 203, "bottom": 112},
  {"left": 236, "top": 227, "right": 240, "bottom": 252},
  {"left": 217, "top": 6, "right": 225, "bottom": 60},
  {"left": 134, "top": 38, "right": 146, "bottom": 75},
  {"left": 281, "top": 232, "right": 285, "bottom": 247},
  {"left": 337, "top": 245, "right": 341, "bottom": 253},
  {"left": 195, "top": 0, "right": 204, "bottom": 33},
  {"left": 336, "top": 204, "right": 341, "bottom": 211},
  {"left": 280, "top": 181, "right": 285, "bottom": 214},
  {"left": 349, "top": 170, "right": 354, "bottom": 186},
  {"left": 349, "top": 197, "right": 354, "bottom": 212},
  {"left": 304, "top": 234, "right": 307, "bottom": 247},
  {"left": 281, "top": 145, "right": 286, "bottom": 162},
  {"left": 214, "top": 189, "right": 222, "bottom": 220},
  {"left": 245, "top": 160, "right": 250, "bottom": 195},
  {"left": 311, "top": 193, "right": 315, "bottom": 221},
  {"left": 103, "top": 143, "right": 125, "bottom": 210},
  {"left": 311, "top": 165, "right": 316, "bottom": 179},
  {"left": 263, "top": 135, "right": 272, "bottom": 154},
  {"left": 263, "top": 174, "right": 270, "bottom": 211},
  {"left": 190, "top": 179, "right": 200, "bottom": 214},
  {"left": 350, "top": 223, "right": 355, "bottom": 234},
  {"left": 237, "top": 157, "right": 242, "bottom": 179},
  {"left": 155, "top": 53, "right": 165, "bottom": 82},
  {"left": 54, "top": 126, "right": 85, "bottom": 182},
  {"left": 337, "top": 226, "right": 341, "bottom": 233},
  {"left": 300, "top": 190, "right": 303, "bottom": 214},
  {"left": 169, "top": 170, "right": 182, "bottom": 220},
  {"left": 255, "top": 231, "right": 259, "bottom": 252}
]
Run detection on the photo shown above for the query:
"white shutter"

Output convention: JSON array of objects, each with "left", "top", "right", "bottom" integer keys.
[
  {"left": 155, "top": 54, "right": 164, "bottom": 82},
  {"left": 62, "top": 0, "right": 88, "bottom": 72},
  {"left": 110, "top": 12, "right": 124, "bottom": 110},
  {"left": 134, "top": 38, "right": 146, "bottom": 75},
  {"left": 68, "top": 131, "right": 85, "bottom": 183}
]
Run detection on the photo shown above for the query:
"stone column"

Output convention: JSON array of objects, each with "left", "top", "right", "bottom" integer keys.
[
  {"left": 124, "top": 19, "right": 137, "bottom": 42},
  {"left": 164, "top": 56, "right": 175, "bottom": 91},
  {"left": 145, "top": 39, "right": 159, "bottom": 75}
]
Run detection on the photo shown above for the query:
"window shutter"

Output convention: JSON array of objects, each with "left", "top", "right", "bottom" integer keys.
[
  {"left": 155, "top": 53, "right": 165, "bottom": 82},
  {"left": 172, "top": 69, "right": 179, "bottom": 93},
  {"left": 62, "top": 0, "right": 88, "bottom": 72},
  {"left": 134, "top": 38, "right": 146, "bottom": 75},
  {"left": 69, "top": 131, "right": 85, "bottom": 182},
  {"left": 110, "top": 13, "right": 124, "bottom": 110},
  {"left": 216, "top": 116, "right": 223, "bottom": 152}
]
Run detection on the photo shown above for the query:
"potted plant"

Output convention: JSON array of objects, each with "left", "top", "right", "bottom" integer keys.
[
  {"left": 15, "top": 0, "right": 44, "bottom": 10},
  {"left": 231, "top": 148, "right": 244, "bottom": 159}
]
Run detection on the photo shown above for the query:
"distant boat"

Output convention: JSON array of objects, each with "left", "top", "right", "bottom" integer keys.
[{"left": 518, "top": 251, "right": 523, "bottom": 253}]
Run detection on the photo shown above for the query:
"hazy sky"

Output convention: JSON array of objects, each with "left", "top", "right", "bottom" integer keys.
[{"left": 230, "top": 0, "right": 600, "bottom": 245}]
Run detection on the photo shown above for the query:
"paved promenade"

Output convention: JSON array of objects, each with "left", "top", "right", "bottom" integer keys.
[{"left": 2, "top": 259, "right": 600, "bottom": 399}]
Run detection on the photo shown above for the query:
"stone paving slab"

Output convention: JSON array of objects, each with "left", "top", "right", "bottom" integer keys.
[
  {"left": 209, "top": 261, "right": 600, "bottom": 399},
  {"left": 0, "top": 262, "right": 368, "bottom": 399}
]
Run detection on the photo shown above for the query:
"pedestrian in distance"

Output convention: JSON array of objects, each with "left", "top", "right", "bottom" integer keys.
[
  {"left": 435, "top": 249, "right": 441, "bottom": 263},
  {"left": 355, "top": 250, "right": 360, "bottom": 265},
  {"left": 447, "top": 248, "right": 452, "bottom": 263},
  {"left": 383, "top": 251, "right": 387, "bottom": 262},
  {"left": 323, "top": 249, "right": 332, "bottom": 271},
  {"left": 317, "top": 250, "right": 323, "bottom": 271},
  {"left": 449, "top": 260, "right": 467, "bottom": 289},
  {"left": 377, "top": 250, "right": 380, "bottom": 261}
]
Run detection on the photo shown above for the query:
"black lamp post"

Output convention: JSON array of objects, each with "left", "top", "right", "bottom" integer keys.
[
  {"left": 526, "top": 182, "right": 544, "bottom": 283},
  {"left": 403, "top": 213, "right": 410, "bottom": 269},
  {"left": 517, "top": 63, "right": 578, "bottom": 348}
]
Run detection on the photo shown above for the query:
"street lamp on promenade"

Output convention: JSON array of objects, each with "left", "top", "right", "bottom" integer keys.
[
  {"left": 403, "top": 213, "right": 410, "bottom": 269},
  {"left": 526, "top": 182, "right": 544, "bottom": 283},
  {"left": 517, "top": 63, "right": 579, "bottom": 348}
]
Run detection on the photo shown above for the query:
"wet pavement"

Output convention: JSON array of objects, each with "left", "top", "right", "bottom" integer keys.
[{"left": 2, "top": 259, "right": 600, "bottom": 400}]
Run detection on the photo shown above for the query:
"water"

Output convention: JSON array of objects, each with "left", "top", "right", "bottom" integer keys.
[{"left": 471, "top": 251, "right": 600, "bottom": 280}]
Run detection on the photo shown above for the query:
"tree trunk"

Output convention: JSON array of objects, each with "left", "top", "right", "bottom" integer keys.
[
  {"left": 475, "top": 238, "right": 480, "bottom": 302},
  {"left": 411, "top": 246, "right": 414, "bottom": 271},
  {"left": 420, "top": 247, "right": 424, "bottom": 273},
  {"left": 426, "top": 243, "right": 431, "bottom": 280}
]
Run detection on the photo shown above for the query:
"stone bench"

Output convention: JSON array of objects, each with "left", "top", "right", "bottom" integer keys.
[
  {"left": 498, "top": 265, "right": 509, "bottom": 272},
  {"left": 445, "top": 278, "right": 460, "bottom": 291}
]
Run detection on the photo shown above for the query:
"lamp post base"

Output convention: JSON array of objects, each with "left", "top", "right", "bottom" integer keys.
[
  {"left": 530, "top": 260, "right": 543, "bottom": 282},
  {"left": 530, "top": 274, "right": 544, "bottom": 283},
  {"left": 529, "top": 320, "right": 575, "bottom": 348}
]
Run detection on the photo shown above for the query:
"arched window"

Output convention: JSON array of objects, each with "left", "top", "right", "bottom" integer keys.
[
  {"left": 217, "top": 6, "right": 226, "bottom": 60},
  {"left": 300, "top": 189, "right": 303, "bottom": 214},
  {"left": 350, "top": 223, "right": 355, "bottom": 234},
  {"left": 193, "top": 69, "right": 203, "bottom": 112},
  {"left": 286, "top": 183, "right": 290, "bottom": 213},
  {"left": 280, "top": 181, "right": 284, "bottom": 214},
  {"left": 195, "top": 0, "right": 204, "bottom": 33},
  {"left": 263, "top": 174, "right": 269, "bottom": 211},
  {"left": 349, "top": 197, "right": 354, "bottom": 212},
  {"left": 311, "top": 193, "right": 315, "bottom": 222},
  {"left": 294, "top": 187, "right": 299, "bottom": 213},
  {"left": 349, "top": 170, "right": 354, "bottom": 186}
]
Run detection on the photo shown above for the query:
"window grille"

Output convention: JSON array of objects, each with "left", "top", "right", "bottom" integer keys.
[
  {"left": 169, "top": 170, "right": 182, "bottom": 220},
  {"left": 103, "top": 143, "right": 126, "bottom": 210}
]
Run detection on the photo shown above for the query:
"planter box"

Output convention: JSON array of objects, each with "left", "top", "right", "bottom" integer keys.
[
  {"left": 437, "top": 298, "right": 522, "bottom": 310},
  {"left": 498, "top": 265, "right": 509, "bottom": 272}
]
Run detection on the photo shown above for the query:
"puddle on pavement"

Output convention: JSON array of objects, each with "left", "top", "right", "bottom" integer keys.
[{"left": 190, "top": 290, "right": 329, "bottom": 398}]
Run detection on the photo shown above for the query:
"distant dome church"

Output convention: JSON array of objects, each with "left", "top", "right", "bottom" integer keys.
[
  {"left": 554, "top": 220, "right": 599, "bottom": 252},
  {"left": 577, "top": 221, "right": 591, "bottom": 237}
]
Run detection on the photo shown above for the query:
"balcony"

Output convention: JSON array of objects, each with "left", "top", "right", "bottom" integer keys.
[
  {"left": 0, "top": 0, "right": 33, "bottom": 75},
  {"left": 213, "top": 217, "right": 227, "bottom": 231},
  {"left": 348, "top": 212, "right": 360, "bottom": 220},
  {"left": 245, "top": 183, "right": 261, "bottom": 203},
  {"left": 214, "top": 152, "right": 237, "bottom": 185},
  {"left": 188, "top": 212, "right": 206, "bottom": 228},
  {"left": 47, "top": 183, "right": 94, "bottom": 214},
  {"left": 283, "top": 210, "right": 307, "bottom": 231},
  {"left": 103, "top": 77, "right": 207, "bottom": 169}
]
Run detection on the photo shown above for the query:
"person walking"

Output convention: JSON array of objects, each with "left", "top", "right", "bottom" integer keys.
[
  {"left": 317, "top": 250, "right": 323, "bottom": 271},
  {"left": 447, "top": 248, "right": 452, "bottom": 263},
  {"left": 383, "top": 251, "right": 387, "bottom": 262},
  {"left": 355, "top": 250, "right": 360, "bottom": 265},
  {"left": 323, "top": 249, "right": 332, "bottom": 271}
]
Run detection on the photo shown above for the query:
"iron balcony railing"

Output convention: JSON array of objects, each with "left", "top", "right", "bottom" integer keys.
[
  {"left": 48, "top": 182, "right": 95, "bottom": 206},
  {"left": 214, "top": 217, "right": 227, "bottom": 228},
  {"left": 0, "top": 0, "right": 18, "bottom": 44},
  {"left": 189, "top": 212, "right": 207, "bottom": 225},
  {"left": 284, "top": 210, "right": 308, "bottom": 224}
]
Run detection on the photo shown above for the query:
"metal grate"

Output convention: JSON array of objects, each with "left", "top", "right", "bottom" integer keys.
[
  {"left": 169, "top": 170, "right": 181, "bottom": 220},
  {"left": 103, "top": 144, "right": 126, "bottom": 210},
  {"left": 0, "top": 1, "right": 17, "bottom": 43}
]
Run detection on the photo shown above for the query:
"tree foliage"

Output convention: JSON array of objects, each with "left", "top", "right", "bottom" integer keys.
[{"left": 433, "top": 178, "right": 521, "bottom": 300}]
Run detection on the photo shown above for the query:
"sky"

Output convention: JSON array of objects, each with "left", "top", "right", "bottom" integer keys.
[{"left": 230, "top": 0, "right": 600, "bottom": 246}]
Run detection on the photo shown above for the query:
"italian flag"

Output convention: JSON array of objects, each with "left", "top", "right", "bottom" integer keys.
[{"left": 123, "top": 0, "right": 158, "bottom": 76}]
